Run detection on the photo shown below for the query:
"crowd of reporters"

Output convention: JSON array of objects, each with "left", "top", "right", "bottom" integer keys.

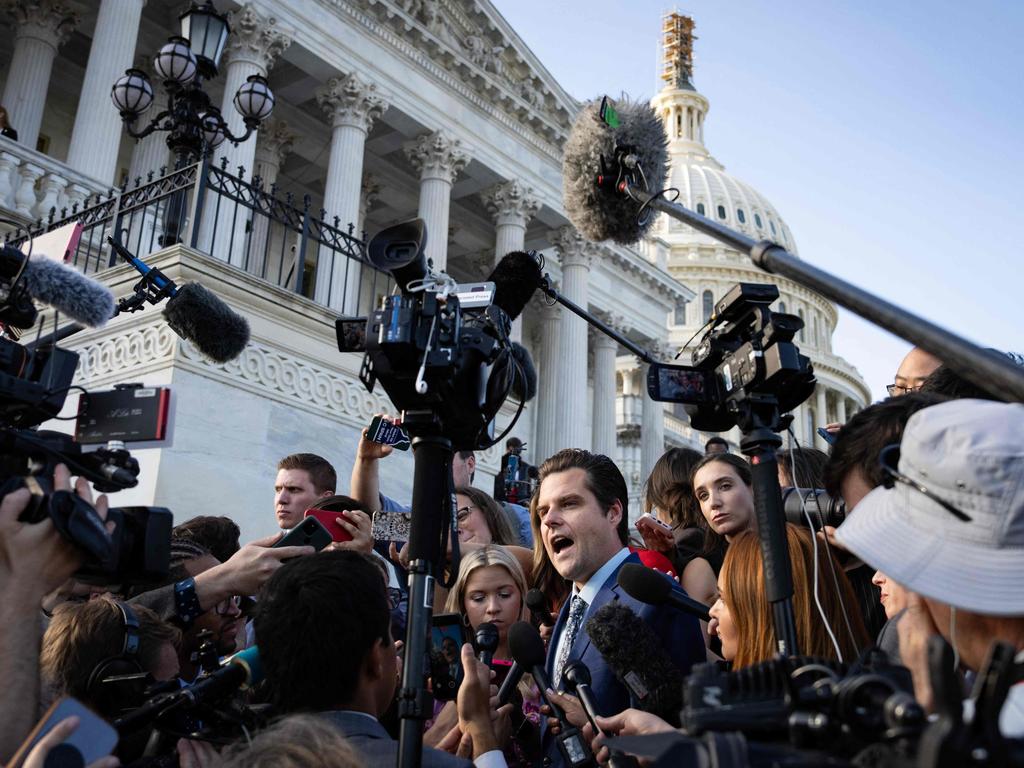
[{"left": 1, "top": 345, "right": 1022, "bottom": 767}]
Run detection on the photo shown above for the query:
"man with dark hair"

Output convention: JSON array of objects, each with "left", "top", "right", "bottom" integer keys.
[
  {"left": 275, "top": 453, "right": 336, "bottom": 530},
  {"left": 254, "top": 551, "right": 508, "bottom": 767},
  {"left": 704, "top": 436, "right": 729, "bottom": 455},
  {"left": 532, "top": 449, "right": 704, "bottom": 767},
  {"left": 172, "top": 516, "right": 240, "bottom": 564}
]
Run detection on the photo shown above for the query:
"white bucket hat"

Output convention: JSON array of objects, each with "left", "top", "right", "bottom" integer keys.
[{"left": 835, "top": 398, "right": 1024, "bottom": 616}]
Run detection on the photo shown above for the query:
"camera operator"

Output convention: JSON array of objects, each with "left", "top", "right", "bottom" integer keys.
[
  {"left": 0, "top": 464, "right": 109, "bottom": 762},
  {"left": 254, "top": 550, "right": 511, "bottom": 767},
  {"left": 836, "top": 399, "right": 1024, "bottom": 736},
  {"left": 492, "top": 439, "right": 536, "bottom": 545}
]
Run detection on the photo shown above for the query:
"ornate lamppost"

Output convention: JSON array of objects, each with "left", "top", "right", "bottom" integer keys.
[{"left": 109, "top": 1, "right": 275, "bottom": 244}]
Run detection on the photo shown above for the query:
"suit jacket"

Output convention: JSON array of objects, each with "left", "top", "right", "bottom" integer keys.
[
  {"left": 541, "top": 552, "right": 705, "bottom": 767},
  {"left": 319, "top": 710, "right": 472, "bottom": 767}
]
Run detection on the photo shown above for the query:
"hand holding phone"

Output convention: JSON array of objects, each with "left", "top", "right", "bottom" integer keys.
[
  {"left": 304, "top": 508, "right": 354, "bottom": 543},
  {"left": 10, "top": 698, "right": 118, "bottom": 768},
  {"left": 367, "top": 415, "right": 410, "bottom": 451},
  {"left": 273, "top": 517, "right": 332, "bottom": 554},
  {"left": 635, "top": 513, "right": 674, "bottom": 553}
]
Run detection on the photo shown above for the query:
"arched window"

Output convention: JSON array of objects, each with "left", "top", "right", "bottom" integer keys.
[
  {"left": 696, "top": 202, "right": 705, "bottom": 216},
  {"left": 717, "top": 204, "right": 727, "bottom": 219},
  {"left": 737, "top": 208, "right": 746, "bottom": 223},
  {"left": 754, "top": 213, "right": 763, "bottom": 228},
  {"left": 702, "top": 290, "right": 714, "bottom": 322},
  {"left": 769, "top": 220, "right": 777, "bottom": 235},
  {"left": 778, "top": 301, "right": 787, "bottom": 314},
  {"left": 798, "top": 308, "right": 805, "bottom": 342}
]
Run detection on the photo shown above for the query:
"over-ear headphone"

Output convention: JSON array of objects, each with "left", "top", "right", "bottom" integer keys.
[{"left": 85, "top": 600, "right": 146, "bottom": 716}]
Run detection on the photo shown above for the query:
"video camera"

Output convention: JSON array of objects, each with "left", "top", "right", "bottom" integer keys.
[{"left": 781, "top": 487, "right": 847, "bottom": 531}]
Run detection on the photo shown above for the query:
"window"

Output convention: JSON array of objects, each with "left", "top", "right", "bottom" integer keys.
[
  {"left": 798, "top": 308, "right": 805, "bottom": 342},
  {"left": 812, "top": 316, "right": 818, "bottom": 346},
  {"left": 737, "top": 208, "right": 746, "bottom": 223},
  {"left": 717, "top": 205, "right": 726, "bottom": 219},
  {"left": 770, "top": 220, "right": 777, "bottom": 235},
  {"left": 696, "top": 202, "right": 705, "bottom": 216},
  {"left": 754, "top": 213, "right": 762, "bottom": 228},
  {"left": 702, "top": 290, "right": 714, "bottom": 322},
  {"left": 673, "top": 299, "right": 687, "bottom": 325},
  {"left": 778, "top": 301, "right": 786, "bottom": 314}
]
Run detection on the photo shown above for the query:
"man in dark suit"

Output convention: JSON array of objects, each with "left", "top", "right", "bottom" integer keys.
[
  {"left": 254, "top": 550, "right": 508, "bottom": 767},
  {"left": 534, "top": 449, "right": 705, "bottom": 767}
]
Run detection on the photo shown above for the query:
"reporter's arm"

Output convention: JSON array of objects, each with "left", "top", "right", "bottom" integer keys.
[{"left": 349, "top": 414, "right": 395, "bottom": 512}]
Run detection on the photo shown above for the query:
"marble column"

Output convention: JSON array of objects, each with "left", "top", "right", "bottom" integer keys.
[
  {"left": 204, "top": 3, "right": 290, "bottom": 267},
  {"left": 66, "top": 0, "right": 145, "bottom": 184},
  {"left": 249, "top": 118, "right": 294, "bottom": 280},
  {"left": 815, "top": 385, "right": 828, "bottom": 450},
  {"left": 836, "top": 394, "right": 847, "bottom": 426},
  {"left": 481, "top": 178, "right": 540, "bottom": 342},
  {"left": 1, "top": 1, "right": 77, "bottom": 150},
  {"left": 315, "top": 72, "right": 387, "bottom": 311},
  {"left": 550, "top": 226, "right": 593, "bottom": 451},
  {"left": 403, "top": 131, "right": 468, "bottom": 272},
  {"left": 533, "top": 297, "right": 562, "bottom": 464},
  {"left": 641, "top": 353, "right": 667, "bottom": 480},
  {"left": 591, "top": 324, "right": 620, "bottom": 458}
]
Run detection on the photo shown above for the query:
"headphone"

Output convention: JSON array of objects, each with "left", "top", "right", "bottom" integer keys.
[{"left": 85, "top": 601, "right": 146, "bottom": 716}]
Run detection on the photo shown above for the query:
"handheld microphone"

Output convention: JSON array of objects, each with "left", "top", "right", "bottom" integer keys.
[
  {"left": 586, "top": 603, "right": 683, "bottom": 726},
  {"left": 0, "top": 244, "right": 115, "bottom": 328},
  {"left": 496, "top": 660, "right": 525, "bottom": 707},
  {"left": 486, "top": 250, "right": 542, "bottom": 322},
  {"left": 475, "top": 622, "right": 499, "bottom": 667},
  {"left": 563, "top": 661, "right": 641, "bottom": 768},
  {"left": 526, "top": 588, "right": 555, "bottom": 627},
  {"left": 617, "top": 563, "right": 712, "bottom": 622},
  {"left": 509, "top": 622, "right": 594, "bottom": 768},
  {"left": 562, "top": 97, "right": 668, "bottom": 245}
]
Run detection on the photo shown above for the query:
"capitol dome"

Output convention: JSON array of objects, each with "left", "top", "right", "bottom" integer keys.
[{"left": 649, "top": 13, "right": 869, "bottom": 451}]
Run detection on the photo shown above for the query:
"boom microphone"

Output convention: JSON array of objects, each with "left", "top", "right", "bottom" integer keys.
[
  {"left": 586, "top": 603, "right": 683, "bottom": 725},
  {"left": 486, "top": 250, "right": 542, "bottom": 322},
  {"left": 0, "top": 244, "right": 114, "bottom": 328},
  {"left": 526, "top": 588, "right": 555, "bottom": 627},
  {"left": 617, "top": 562, "right": 712, "bottom": 622},
  {"left": 562, "top": 98, "right": 668, "bottom": 245}
]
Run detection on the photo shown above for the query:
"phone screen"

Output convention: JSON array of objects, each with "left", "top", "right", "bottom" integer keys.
[
  {"left": 11, "top": 697, "right": 118, "bottom": 766},
  {"left": 430, "top": 614, "right": 468, "bottom": 701}
]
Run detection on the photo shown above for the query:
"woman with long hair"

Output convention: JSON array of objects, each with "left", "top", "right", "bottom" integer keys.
[
  {"left": 709, "top": 524, "right": 869, "bottom": 668},
  {"left": 690, "top": 452, "right": 757, "bottom": 545}
]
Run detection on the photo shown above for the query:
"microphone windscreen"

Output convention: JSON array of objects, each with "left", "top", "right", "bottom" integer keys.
[
  {"left": 508, "top": 621, "right": 547, "bottom": 669},
  {"left": 525, "top": 588, "right": 554, "bottom": 623},
  {"left": 509, "top": 342, "right": 537, "bottom": 401},
  {"left": 586, "top": 602, "right": 683, "bottom": 724},
  {"left": 486, "top": 251, "right": 542, "bottom": 322},
  {"left": 21, "top": 256, "right": 115, "bottom": 327},
  {"left": 617, "top": 562, "right": 672, "bottom": 605},
  {"left": 163, "top": 282, "right": 250, "bottom": 363},
  {"left": 563, "top": 98, "right": 668, "bottom": 245},
  {"left": 228, "top": 645, "right": 263, "bottom": 687},
  {"left": 475, "top": 622, "right": 499, "bottom": 654}
]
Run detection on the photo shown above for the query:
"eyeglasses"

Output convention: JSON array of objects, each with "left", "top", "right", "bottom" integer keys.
[
  {"left": 886, "top": 383, "right": 923, "bottom": 397},
  {"left": 455, "top": 506, "right": 476, "bottom": 524},
  {"left": 878, "top": 445, "right": 972, "bottom": 522},
  {"left": 215, "top": 595, "right": 242, "bottom": 616}
]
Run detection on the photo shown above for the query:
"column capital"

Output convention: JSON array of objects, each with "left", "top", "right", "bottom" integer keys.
[
  {"left": 592, "top": 310, "right": 629, "bottom": 345},
  {"left": 255, "top": 118, "right": 296, "bottom": 168},
  {"left": 480, "top": 179, "right": 540, "bottom": 228},
  {"left": 5, "top": 0, "right": 78, "bottom": 49},
  {"left": 223, "top": 3, "right": 291, "bottom": 73},
  {"left": 316, "top": 72, "right": 388, "bottom": 133},
  {"left": 403, "top": 130, "right": 469, "bottom": 183},
  {"left": 548, "top": 225, "right": 593, "bottom": 270}
]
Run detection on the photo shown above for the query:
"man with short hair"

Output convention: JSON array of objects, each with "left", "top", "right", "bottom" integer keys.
[
  {"left": 887, "top": 346, "right": 941, "bottom": 397},
  {"left": 835, "top": 399, "right": 1024, "bottom": 736},
  {"left": 533, "top": 449, "right": 704, "bottom": 767},
  {"left": 704, "top": 436, "right": 729, "bottom": 455},
  {"left": 274, "top": 453, "right": 336, "bottom": 530},
  {"left": 254, "top": 550, "right": 508, "bottom": 766}
]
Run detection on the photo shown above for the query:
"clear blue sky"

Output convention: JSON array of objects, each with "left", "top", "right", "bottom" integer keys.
[{"left": 491, "top": 0, "right": 1023, "bottom": 401}]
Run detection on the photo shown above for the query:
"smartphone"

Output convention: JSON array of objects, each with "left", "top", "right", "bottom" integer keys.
[
  {"left": 304, "top": 508, "right": 353, "bottom": 543},
  {"left": 367, "top": 415, "right": 411, "bottom": 451},
  {"left": 636, "top": 512, "right": 673, "bottom": 534},
  {"left": 491, "top": 658, "right": 513, "bottom": 689},
  {"left": 9, "top": 697, "right": 118, "bottom": 767},
  {"left": 372, "top": 510, "right": 412, "bottom": 543},
  {"left": 817, "top": 426, "right": 838, "bottom": 446},
  {"left": 430, "top": 613, "right": 469, "bottom": 701},
  {"left": 273, "top": 516, "right": 332, "bottom": 552}
]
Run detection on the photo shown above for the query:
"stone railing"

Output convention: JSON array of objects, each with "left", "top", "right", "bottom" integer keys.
[{"left": 0, "top": 135, "right": 109, "bottom": 227}]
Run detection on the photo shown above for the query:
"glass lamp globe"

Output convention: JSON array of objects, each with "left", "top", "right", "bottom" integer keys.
[
  {"left": 110, "top": 69, "right": 154, "bottom": 117},
  {"left": 154, "top": 37, "right": 198, "bottom": 86},
  {"left": 233, "top": 74, "right": 275, "bottom": 122},
  {"left": 199, "top": 109, "right": 227, "bottom": 149}
]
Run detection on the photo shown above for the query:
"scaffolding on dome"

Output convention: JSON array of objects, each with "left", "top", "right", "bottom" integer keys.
[{"left": 661, "top": 11, "right": 697, "bottom": 89}]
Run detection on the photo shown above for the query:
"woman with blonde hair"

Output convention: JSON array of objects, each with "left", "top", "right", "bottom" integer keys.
[{"left": 709, "top": 524, "right": 869, "bottom": 669}]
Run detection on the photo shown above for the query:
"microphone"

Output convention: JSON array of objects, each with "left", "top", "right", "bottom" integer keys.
[
  {"left": 0, "top": 244, "right": 115, "bottom": 328},
  {"left": 585, "top": 603, "right": 683, "bottom": 726},
  {"left": 108, "top": 238, "right": 251, "bottom": 363},
  {"left": 617, "top": 563, "right": 712, "bottom": 622},
  {"left": 486, "top": 250, "right": 542, "bottom": 322},
  {"left": 562, "top": 97, "right": 668, "bottom": 245},
  {"left": 475, "top": 622, "right": 499, "bottom": 667},
  {"left": 508, "top": 621, "right": 594, "bottom": 768},
  {"left": 563, "top": 661, "right": 641, "bottom": 768},
  {"left": 496, "top": 660, "right": 525, "bottom": 707},
  {"left": 526, "top": 588, "right": 555, "bottom": 627}
]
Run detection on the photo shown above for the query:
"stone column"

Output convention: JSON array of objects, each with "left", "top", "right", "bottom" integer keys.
[
  {"left": 481, "top": 178, "right": 540, "bottom": 342},
  {"left": 641, "top": 351, "right": 667, "bottom": 480},
  {"left": 815, "top": 385, "right": 828, "bottom": 450},
  {"left": 358, "top": 172, "right": 381, "bottom": 235},
  {"left": 249, "top": 118, "right": 294, "bottom": 280},
  {"left": 1, "top": 1, "right": 77, "bottom": 150},
  {"left": 315, "top": 73, "right": 387, "bottom": 311},
  {"left": 533, "top": 297, "right": 562, "bottom": 464},
  {"left": 549, "top": 226, "right": 593, "bottom": 451},
  {"left": 836, "top": 394, "right": 848, "bottom": 426},
  {"left": 126, "top": 58, "right": 169, "bottom": 182},
  {"left": 403, "top": 131, "right": 468, "bottom": 272},
  {"left": 66, "top": 0, "right": 145, "bottom": 184},
  {"left": 204, "top": 3, "right": 290, "bottom": 267},
  {"left": 591, "top": 323, "right": 620, "bottom": 458}
]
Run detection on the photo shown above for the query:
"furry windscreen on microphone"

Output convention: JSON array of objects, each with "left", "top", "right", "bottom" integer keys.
[
  {"left": 20, "top": 256, "right": 115, "bottom": 327},
  {"left": 163, "top": 282, "right": 251, "bottom": 363},
  {"left": 563, "top": 98, "right": 669, "bottom": 245},
  {"left": 487, "top": 251, "right": 542, "bottom": 322}
]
